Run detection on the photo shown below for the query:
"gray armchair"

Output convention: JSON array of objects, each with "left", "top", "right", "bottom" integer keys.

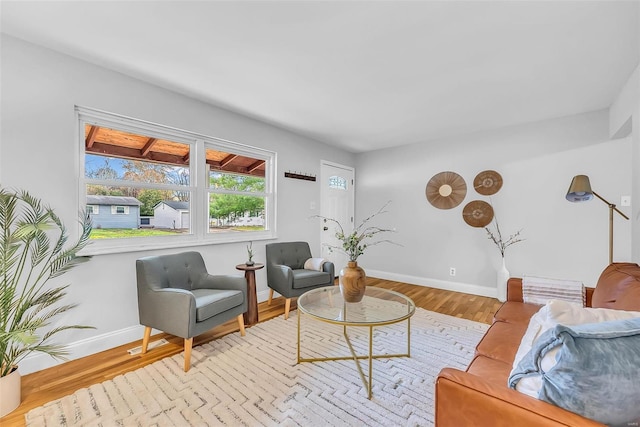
[
  {"left": 266, "top": 242, "right": 335, "bottom": 319},
  {"left": 136, "top": 251, "right": 248, "bottom": 371}
]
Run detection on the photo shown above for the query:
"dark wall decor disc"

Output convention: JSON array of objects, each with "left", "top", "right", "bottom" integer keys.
[
  {"left": 462, "top": 200, "right": 494, "bottom": 228},
  {"left": 474, "top": 170, "right": 503, "bottom": 196},
  {"left": 426, "top": 171, "right": 467, "bottom": 209}
]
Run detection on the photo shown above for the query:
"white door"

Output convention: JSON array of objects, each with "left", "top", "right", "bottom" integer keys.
[{"left": 320, "top": 161, "right": 355, "bottom": 274}]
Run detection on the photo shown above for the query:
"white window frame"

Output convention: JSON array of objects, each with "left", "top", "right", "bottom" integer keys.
[
  {"left": 111, "top": 206, "right": 129, "bottom": 215},
  {"left": 86, "top": 205, "right": 99, "bottom": 215},
  {"left": 77, "top": 106, "right": 277, "bottom": 255}
]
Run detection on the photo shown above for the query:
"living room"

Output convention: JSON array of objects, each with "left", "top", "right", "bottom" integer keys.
[{"left": 1, "top": 1, "right": 639, "bottom": 426}]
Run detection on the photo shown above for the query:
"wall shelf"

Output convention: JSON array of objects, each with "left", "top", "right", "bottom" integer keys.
[{"left": 284, "top": 171, "right": 316, "bottom": 182}]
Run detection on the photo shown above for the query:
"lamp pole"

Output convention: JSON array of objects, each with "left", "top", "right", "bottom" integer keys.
[{"left": 592, "top": 191, "right": 629, "bottom": 264}]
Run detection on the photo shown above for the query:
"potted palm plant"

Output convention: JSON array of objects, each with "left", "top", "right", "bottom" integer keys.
[{"left": 0, "top": 188, "right": 93, "bottom": 417}]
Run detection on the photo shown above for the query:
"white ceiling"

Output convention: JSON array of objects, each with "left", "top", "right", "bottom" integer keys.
[{"left": 1, "top": 1, "right": 638, "bottom": 153}]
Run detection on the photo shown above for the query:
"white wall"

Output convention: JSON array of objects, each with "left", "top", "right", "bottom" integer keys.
[
  {"left": 356, "top": 111, "right": 632, "bottom": 296},
  {"left": 0, "top": 35, "right": 355, "bottom": 373},
  {"left": 610, "top": 62, "right": 640, "bottom": 262},
  {"left": 634, "top": 109, "right": 640, "bottom": 262}
]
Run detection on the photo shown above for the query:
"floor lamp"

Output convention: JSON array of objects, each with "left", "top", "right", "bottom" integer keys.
[{"left": 565, "top": 175, "right": 629, "bottom": 264}]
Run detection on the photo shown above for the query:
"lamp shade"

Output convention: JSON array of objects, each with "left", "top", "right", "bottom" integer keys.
[{"left": 566, "top": 175, "right": 594, "bottom": 202}]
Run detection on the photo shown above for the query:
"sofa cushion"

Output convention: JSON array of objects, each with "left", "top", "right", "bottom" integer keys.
[
  {"left": 592, "top": 262, "right": 640, "bottom": 310},
  {"left": 493, "top": 301, "right": 541, "bottom": 325},
  {"left": 508, "top": 318, "right": 640, "bottom": 426},
  {"left": 475, "top": 321, "right": 528, "bottom": 365},
  {"left": 466, "top": 355, "right": 512, "bottom": 385}
]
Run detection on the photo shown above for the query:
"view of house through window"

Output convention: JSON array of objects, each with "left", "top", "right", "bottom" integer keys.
[
  {"left": 84, "top": 125, "right": 192, "bottom": 239},
  {"left": 82, "top": 115, "right": 272, "bottom": 245}
]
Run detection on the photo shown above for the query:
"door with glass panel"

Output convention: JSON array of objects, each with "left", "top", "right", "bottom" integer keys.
[{"left": 320, "top": 161, "right": 355, "bottom": 273}]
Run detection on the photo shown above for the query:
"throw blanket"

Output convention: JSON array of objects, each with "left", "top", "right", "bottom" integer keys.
[
  {"left": 508, "top": 317, "right": 640, "bottom": 426},
  {"left": 304, "top": 257, "right": 326, "bottom": 271},
  {"left": 522, "top": 275, "right": 584, "bottom": 306}
]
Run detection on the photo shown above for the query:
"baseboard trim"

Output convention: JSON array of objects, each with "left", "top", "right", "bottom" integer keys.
[
  {"left": 18, "top": 324, "right": 152, "bottom": 376},
  {"left": 366, "top": 269, "right": 497, "bottom": 299}
]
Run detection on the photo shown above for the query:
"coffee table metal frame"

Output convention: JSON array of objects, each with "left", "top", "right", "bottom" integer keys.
[{"left": 296, "top": 286, "right": 415, "bottom": 399}]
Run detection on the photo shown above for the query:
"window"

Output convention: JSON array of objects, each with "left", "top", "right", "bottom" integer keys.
[
  {"left": 77, "top": 107, "right": 276, "bottom": 254},
  {"left": 207, "top": 147, "right": 267, "bottom": 232},
  {"left": 329, "top": 176, "right": 348, "bottom": 190},
  {"left": 111, "top": 206, "right": 129, "bottom": 215}
]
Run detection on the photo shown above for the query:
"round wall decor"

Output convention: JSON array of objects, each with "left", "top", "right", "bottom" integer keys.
[
  {"left": 473, "top": 170, "right": 503, "bottom": 196},
  {"left": 426, "top": 171, "right": 467, "bottom": 209},
  {"left": 462, "top": 200, "right": 494, "bottom": 227}
]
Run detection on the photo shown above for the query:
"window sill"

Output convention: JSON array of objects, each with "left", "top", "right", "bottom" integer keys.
[{"left": 78, "top": 232, "right": 277, "bottom": 256}]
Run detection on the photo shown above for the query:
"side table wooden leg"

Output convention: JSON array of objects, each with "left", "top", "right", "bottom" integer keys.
[{"left": 243, "top": 270, "right": 259, "bottom": 326}]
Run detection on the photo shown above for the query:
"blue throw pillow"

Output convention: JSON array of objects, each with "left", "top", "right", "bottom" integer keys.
[{"left": 509, "top": 317, "right": 640, "bottom": 426}]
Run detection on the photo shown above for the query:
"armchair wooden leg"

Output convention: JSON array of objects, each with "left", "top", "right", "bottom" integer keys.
[
  {"left": 268, "top": 288, "right": 274, "bottom": 305},
  {"left": 183, "top": 337, "right": 193, "bottom": 372},
  {"left": 141, "top": 326, "right": 152, "bottom": 354},
  {"left": 284, "top": 298, "right": 292, "bottom": 320},
  {"left": 237, "top": 314, "right": 246, "bottom": 336}
]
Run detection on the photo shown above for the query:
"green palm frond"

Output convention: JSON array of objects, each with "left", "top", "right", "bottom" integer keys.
[
  {"left": 39, "top": 324, "right": 94, "bottom": 344},
  {"left": 30, "top": 228, "right": 52, "bottom": 268},
  {"left": 0, "top": 187, "right": 94, "bottom": 377}
]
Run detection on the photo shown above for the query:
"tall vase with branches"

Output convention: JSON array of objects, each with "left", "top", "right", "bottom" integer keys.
[
  {"left": 0, "top": 188, "right": 93, "bottom": 416},
  {"left": 485, "top": 216, "right": 524, "bottom": 302},
  {"left": 315, "top": 201, "right": 398, "bottom": 302}
]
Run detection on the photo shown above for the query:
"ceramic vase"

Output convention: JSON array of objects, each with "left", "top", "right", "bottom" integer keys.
[
  {"left": 496, "top": 257, "right": 509, "bottom": 302},
  {"left": 0, "top": 367, "right": 21, "bottom": 418},
  {"left": 339, "top": 261, "right": 366, "bottom": 303}
]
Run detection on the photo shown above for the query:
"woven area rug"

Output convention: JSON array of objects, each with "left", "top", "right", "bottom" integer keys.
[{"left": 26, "top": 308, "right": 488, "bottom": 426}]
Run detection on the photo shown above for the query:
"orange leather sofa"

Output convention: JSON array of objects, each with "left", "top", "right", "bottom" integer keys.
[{"left": 435, "top": 262, "right": 640, "bottom": 427}]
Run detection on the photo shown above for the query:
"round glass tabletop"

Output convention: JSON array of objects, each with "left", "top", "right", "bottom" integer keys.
[{"left": 297, "top": 286, "right": 415, "bottom": 326}]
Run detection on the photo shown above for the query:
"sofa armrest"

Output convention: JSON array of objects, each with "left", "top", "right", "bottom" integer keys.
[
  {"left": 506, "top": 277, "right": 595, "bottom": 307},
  {"left": 507, "top": 278, "right": 524, "bottom": 302},
  {"left": 435, "top": 368, "right": 604, "bottom": 427}
]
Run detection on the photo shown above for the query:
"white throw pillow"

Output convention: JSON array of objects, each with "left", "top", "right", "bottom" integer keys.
[
  {"left": 303, "top": 257, "right": 326, "bottom": 271},
  {"left": 511, "top": 300, "right": 640, "bottom": 397}
]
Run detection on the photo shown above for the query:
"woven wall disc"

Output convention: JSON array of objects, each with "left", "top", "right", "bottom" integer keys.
[
  {"left": 474, "top": 170, "right": 503, "bottom": 196},
  {"left": 462, "top": 200, "right": 494, "bottom": 228},
  {"left": 426, "top": 171, "right": 467, "bottom": 209}
]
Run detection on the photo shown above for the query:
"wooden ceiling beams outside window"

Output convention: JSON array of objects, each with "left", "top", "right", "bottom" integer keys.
[
  {"left": 140, "top": 137, "right": 158, "bottom": 156},
  {"left": 84, "top": 125, "right": 266, "bottom": 177}
]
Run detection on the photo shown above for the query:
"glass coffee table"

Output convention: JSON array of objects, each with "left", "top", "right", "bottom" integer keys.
[{"left": 297, "top": 286, "right": 415, "bottom": 399}]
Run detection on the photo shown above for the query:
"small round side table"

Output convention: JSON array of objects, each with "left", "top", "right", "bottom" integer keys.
[{"left": 235, "top": 263, "right": 264, "bottom": 326}]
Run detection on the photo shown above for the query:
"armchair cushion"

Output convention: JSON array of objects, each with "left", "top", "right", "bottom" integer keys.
[
  {"left": 192, "top": 289, "right": 245, "bottom": 322},
  {"left": 291, "top": 269, "right": 332, "bottom": 289}
]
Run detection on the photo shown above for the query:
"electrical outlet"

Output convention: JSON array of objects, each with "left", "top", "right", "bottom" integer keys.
[
  {"left": 621, "top": 196, "right": 631, "bottom": 207},
  {"left": 449, "top": 267, "right": 456, "bottom": 276}
]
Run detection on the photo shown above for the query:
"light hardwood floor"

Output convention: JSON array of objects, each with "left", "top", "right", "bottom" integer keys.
[{"left": 1, "top": 279, "right": 502, "bottom": 426}]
